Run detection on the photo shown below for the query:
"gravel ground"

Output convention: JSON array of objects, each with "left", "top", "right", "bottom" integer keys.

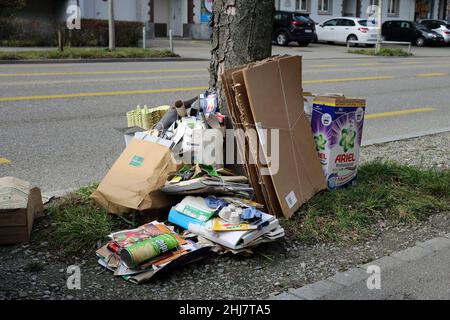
[
  {"left": 361, "top": 131, "right": 450, "bottom": 170},
  {"left": 1, "top": 132, "right": 450, "bottom": 300}
]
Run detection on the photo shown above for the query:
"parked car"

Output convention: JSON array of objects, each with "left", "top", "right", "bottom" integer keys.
[
  {"left": 315, "top": 17, "right": 378, "bottom": 45},
  {"left": 418, "top": 19, "right": 450, "bottom": 44},
  {"left": 273, "top": 11, "right": 316, "bottom": 47},
  {"left": 382, "top": 20, "right": 445, "bottom": 47}
]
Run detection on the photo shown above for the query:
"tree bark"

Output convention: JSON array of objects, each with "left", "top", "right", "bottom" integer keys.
[{"left": 209, "top": 0, "right": 274, "bottom": 114}]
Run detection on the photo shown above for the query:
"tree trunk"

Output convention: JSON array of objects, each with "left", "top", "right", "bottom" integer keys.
[{"left": 209, "top": 0, "right": 274, "bottom": 114}]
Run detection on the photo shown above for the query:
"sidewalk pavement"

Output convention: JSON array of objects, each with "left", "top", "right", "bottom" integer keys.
[
  {"left": 271, "top": 234, "right": 450, "bottom": 300},
  {"left": 146, "top": 38, "right": 450, "bottom": 60},
  {"left": 2, "top": 39, "right": 448, "bottom": 61}
]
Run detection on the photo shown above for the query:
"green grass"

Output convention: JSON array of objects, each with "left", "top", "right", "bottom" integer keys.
[
  {"left": 349, "top": 48, "right": 413, "bottom": 57},
  {"left": 0, "top": 47, "right": 178, "bottom": 60},
  {"left": 39, "top": 183, "right": 128, "bottom": 254},
  {"left": 39, "top": 161, "right": 450, "bottom": 253},
  {"left": 283, "top": 161, "right": 450, "bottom": 243}
]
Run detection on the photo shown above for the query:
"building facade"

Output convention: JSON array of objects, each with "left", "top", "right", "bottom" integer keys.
[
  {"left": 275, "top": 0, "right": 448, "bottom": 23},
  {"left": 150, "top": 0, "right": 449, "bottom": 39},
  {"left": 149, "top": 0, "right": 213, "bottom": 38},
  {"left": 14, "top": 0, "right": 450, "bottom": 41}
]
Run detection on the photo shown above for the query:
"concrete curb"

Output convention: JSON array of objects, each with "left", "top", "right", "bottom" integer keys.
[
  {"left": 362, "top": 126, "right": 450, "bottom": 147},
  {"left": 268, "top": 234, "right": 450, "bottom": 300},
  {"left": 0, "top": 57, "right": 208, "bottom": 65}
]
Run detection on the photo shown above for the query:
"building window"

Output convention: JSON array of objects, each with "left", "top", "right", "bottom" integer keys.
[
  {"left": 295, "top": 0, "right": 308, "bottom": 11},
  {"left": 318, "top": 0, "right": 332, "bottom": 13},
  {"left": 387, "top": 0, "right": 400, "bottom": 16}
]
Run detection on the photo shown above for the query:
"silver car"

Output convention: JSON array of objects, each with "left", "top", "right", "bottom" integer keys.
[{"left": 418, "top": 20, "right": 450, "bottom": 44}]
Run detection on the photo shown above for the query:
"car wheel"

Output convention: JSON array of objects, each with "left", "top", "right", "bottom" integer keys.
[
  {"left": 347, "top": 34, "right": 358, "bottom": 47},
  {"left": 297, "top": 41, "right": 310, "bottom": 47},
  {"left": 276, "top": 32, "right": 289, "bottom": 46},
  {"left": 416, "top": 37, "right": 426, "bottom": 47}
]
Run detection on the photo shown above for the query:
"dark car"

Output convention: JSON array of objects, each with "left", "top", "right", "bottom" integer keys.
[
  {"left": 273, "top": 11, "right": 316, "bottom": 47},
  {"left": 382, "top": 20, "right": 445, "bottom": 47}
]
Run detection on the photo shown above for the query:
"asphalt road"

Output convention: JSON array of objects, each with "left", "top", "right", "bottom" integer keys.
[{"left": 1, "top": 50, "right": 450, "bottom": 194}]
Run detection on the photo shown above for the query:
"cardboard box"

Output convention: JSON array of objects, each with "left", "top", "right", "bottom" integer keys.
[
  {"left": 311, "top": 95, "right": 366, "bottom": 189},
  {"left": 221, "top": 55, "right": 326, "bottom": 218},
  {"left": 91, "top": 139, "right": 179, "bottom": 215},
  {"left": 0, "top": 177, "right": 43, "bottom": 244},
  {"left": 241, "top": 56, "right": 326, "bottom": 218},
  {"left": 221, "top": 67, "right": 269, "bottom": 211}
]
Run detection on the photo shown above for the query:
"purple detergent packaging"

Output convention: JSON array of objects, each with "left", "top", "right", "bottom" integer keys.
[{"left": 311, "top": 95, "right": 366, "bottom": 190}]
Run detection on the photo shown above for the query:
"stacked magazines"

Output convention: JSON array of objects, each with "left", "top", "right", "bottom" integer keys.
[
  {"left": 168, "top": 196, "right": 285, "bottom": 254},
  {"left": 96, "top": 221, "right": 211, "bottom": 284}
]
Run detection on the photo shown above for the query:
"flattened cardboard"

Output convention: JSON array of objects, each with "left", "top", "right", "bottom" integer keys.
[
  {"left": 91, "top": 139, "right": 178, "bottom": 215},
  {"left": 242, "top": 55, "right": 326, "bottom": 218},
  {"left": 221, "top": 67, "right": 267, "bottom": 209},
  {"left": 230, "top": 69, "right": 282, "bottom": 216}
]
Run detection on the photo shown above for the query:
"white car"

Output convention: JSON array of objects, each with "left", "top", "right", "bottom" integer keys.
[
  {"left": 418, "top": 20, "right": 450, "bottom": 44},
  {"left": 316, "top": 17, "right": 378, "bottom": 45}
]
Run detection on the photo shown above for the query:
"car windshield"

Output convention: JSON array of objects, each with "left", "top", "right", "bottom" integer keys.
[
  {"left": 358, "top": 19, "right": 377, "bottom": 27},
  {"left": 414, "top": 23, "right": 431, "bottom": 31},
  {"left": 293, "top": 14, "right": 312, "bottom": 23}
]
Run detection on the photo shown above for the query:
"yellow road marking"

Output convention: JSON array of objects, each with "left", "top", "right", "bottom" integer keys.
[
  {"left": 311, "top": 64, "right": 339, "bottom": 68},
  {"left": 0, "top": 158, "right": 11, "bottom": 165},
  {"left": 2, "top": 74, "right": 207, "bottom": 87},
  {"left": 416, "top": 73, "right": 448, "bottom": 77},
  {"left": 354, "top": 63, "right": 382, "bottom": 66},
  {"left": 0, "top": 68, "right": 205, "bottom": 77},
  {"left": 400, "top": 61, "right": 420, "bottom": 65},
  {"left": 0, "top": 86, "right": 209, "bottom": 102},
  {"left": 0, "top": 76, "right": 396, "bottom": 102},
  {"left": 304, "top": 75, "right": 394, "bottom": 84},
  {"left": 366, "top": 107, "right": 435, "bottom": 119}
]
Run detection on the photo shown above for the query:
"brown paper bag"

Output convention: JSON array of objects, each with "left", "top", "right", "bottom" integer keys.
[{"left": 91, "top": 139, "right": 178, "bottom": 215}]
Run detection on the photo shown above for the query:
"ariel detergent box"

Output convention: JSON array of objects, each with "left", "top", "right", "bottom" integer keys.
[{"left": 311, "top": 95, "right": 366, "bottom": 189}]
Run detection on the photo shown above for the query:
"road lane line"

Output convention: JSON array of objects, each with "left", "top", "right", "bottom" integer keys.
[
  {"left": 365, "top": 107, "right": 435, "bottom": 119},
  {"left": 304, "top": 75, "right": 394, "bottom": 84},
  {"left": 0, "top": 76, "right": 397, "bottom": 102},
  {"left": 0, "top": 158, "right": 11, "bottom": 165},
  {"left": 0, "top": 86, "right": 209, "bottom": 102},
  {"left": 1, "top": 74, "right": 208, "bottom": 87},
  {"left": 354, "top": 63, "right": 382, "bottom": 66},
  {"left": 311, "top": 64, "right": 340, "bottom": 68},
  {"left": 416, "top": 73, "right": 448, "bottom": 77},
  {"left": 0, "top": 68, "right": 205, "bottom": 77}
]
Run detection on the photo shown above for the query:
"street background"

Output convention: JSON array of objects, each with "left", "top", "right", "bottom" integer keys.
[{"left": 1, "top": 41, "right": 450, "bottom": 194}]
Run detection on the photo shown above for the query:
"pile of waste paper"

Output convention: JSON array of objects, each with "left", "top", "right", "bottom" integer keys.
[
  {"left": 91, "top": 54, "right": 367, "bottom": 283},
  {"left": 96, "top": 221, "right": 211, "bottom": 284}
]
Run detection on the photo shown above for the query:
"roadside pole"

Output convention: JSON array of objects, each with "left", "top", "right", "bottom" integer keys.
[
  {"left": 108, "top": 0, "right": 115, "bottom": 50},
  {"left": 375, "top": 0, "right": 383, "bottom": 53},
  {"left": 143, "top": 26, "right": 146, "bottom": 49}
]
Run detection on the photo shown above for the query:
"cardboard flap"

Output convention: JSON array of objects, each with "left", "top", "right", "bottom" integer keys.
[{"left": 241, "top": 55, "right": 326, "bottom": 218}]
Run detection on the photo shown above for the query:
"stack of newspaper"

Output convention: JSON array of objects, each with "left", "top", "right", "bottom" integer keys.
[
  {"left": 168, "top": 196, "right": 285, "bottom": 253},
  {"left": 95, "top": 221, "right": 211, "bottom": 284}
]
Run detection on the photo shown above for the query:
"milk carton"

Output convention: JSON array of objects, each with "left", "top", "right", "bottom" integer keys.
[{"left": 311, "top": 95, "right": 366, "bottom": 189}]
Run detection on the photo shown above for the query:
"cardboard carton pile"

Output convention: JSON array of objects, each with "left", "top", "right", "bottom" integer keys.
[
  {"left": 221, "top": 55, "right": 327, "bottom": 218},
  {"left": 89, "top": 55, "right": 366, "bottom": 284}
]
